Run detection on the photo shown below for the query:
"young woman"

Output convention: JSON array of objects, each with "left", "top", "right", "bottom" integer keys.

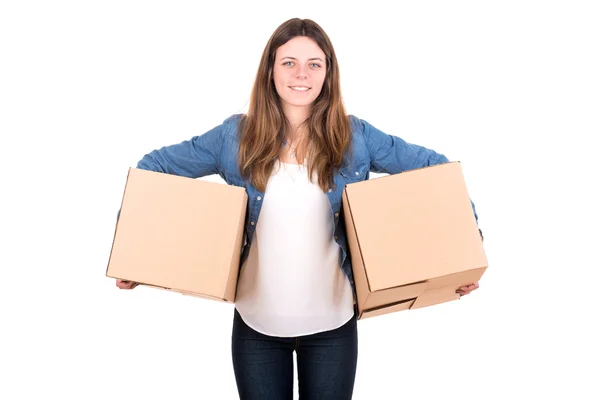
[{"left": 116, "top": 18, "right": 481, "bottom": 399}]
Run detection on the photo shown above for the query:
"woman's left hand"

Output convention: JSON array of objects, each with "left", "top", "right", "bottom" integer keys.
[{"left": 456, "top": 282, "right": 479, "bottom": 297}]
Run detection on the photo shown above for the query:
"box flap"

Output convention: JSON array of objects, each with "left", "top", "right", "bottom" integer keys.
[
  {"left": 362, "top": 280, "right": 428, "bottom": 311},
  {"left": 360, "top": 298, "right": 416, "bottom": 320},
  {"left": 411, "top": 286, "right": 460, "bottom": 309}
]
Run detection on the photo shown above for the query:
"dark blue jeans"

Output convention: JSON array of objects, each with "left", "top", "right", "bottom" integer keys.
[{"left": 231, "top": 308, "right": 359, "bottom": 399}]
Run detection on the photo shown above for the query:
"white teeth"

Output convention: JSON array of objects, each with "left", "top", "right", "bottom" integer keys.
[{"left": 290, "top": 86, "right": 310, "bottom": 91}]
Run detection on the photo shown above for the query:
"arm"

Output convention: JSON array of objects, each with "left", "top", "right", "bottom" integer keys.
[
  {"left": 136, "top": 123, "right": 225, "bottom": 178},
  {"left": 356, "top": 117, "right": 480, "bottom": 226},
  {"left": 359, "top": 117, "right": 448, "bottom": 174}
]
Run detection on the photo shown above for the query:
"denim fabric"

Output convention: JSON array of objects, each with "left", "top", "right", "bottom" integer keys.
[
  {"left": 231, "top": 307, "right": 358, "bottom": 399},
  {"left": 134, "top": 114, "right": 480, "bottom": 303}
]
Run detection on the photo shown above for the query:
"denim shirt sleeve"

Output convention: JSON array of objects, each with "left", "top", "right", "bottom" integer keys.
[
  {"left": 135, "top": 123, "right": 225, "bottom": 178},
  {"left": 355, "top": 117, "right": 480, "bottom": 225}
]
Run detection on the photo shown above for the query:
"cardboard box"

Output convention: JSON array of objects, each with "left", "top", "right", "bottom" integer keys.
[
  {"left": 106, "top": 168, "right": 247, "bottom": 302},
  {"left": 342, "top": 161, "right": 487, "bottom": 320}
]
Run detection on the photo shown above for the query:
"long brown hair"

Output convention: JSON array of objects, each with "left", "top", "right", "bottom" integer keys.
[{"left": 237, "top": 18, "right": 352, "bottom": 193}]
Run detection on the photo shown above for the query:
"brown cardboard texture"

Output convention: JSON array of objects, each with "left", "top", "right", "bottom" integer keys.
[
  {"left": 106, "top": 168, "right": 247, "bottom": 303},
  {"left": 342, "top": 162, "right": 487, "bottom": 320}
]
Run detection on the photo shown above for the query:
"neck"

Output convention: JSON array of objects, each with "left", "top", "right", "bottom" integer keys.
[{"left": 283, "top": 104, "right": 310, "bottom": 141}]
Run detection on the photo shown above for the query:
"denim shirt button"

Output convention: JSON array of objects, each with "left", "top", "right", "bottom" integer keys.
[
  {"left": 355, "top": 171, "right": 359, "bottom": 175},
  {"left": 256, "top": 196, "right": 262, "bottom": 201},
  {"left": 328, "top": 188, "right": 333, "bottom": 193},
  {"left": 250, "top": 221, "right": 255, "bottom": 225},
  {"left": 334, "top": 212, "right": 339, "bottom": 218}
]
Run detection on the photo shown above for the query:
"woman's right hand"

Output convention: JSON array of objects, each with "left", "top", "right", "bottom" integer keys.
[{"left": 116, "top": 279, "right": 139, "bottom": 290}]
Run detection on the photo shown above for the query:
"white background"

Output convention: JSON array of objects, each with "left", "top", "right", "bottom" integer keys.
[{"left": 1, "top": 1, "right": 599, "bottom": 399}]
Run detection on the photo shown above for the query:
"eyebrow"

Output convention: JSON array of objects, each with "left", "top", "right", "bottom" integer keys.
[{"left": 280, "top": 56, "right": 324, "bottom": 62}]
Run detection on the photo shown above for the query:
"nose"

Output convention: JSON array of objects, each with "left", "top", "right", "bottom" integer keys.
[{"left": 295, "top": 64, "right": 308, "bottom": 80}]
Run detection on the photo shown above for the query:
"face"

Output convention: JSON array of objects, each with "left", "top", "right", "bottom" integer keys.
[{"left": 273, "top": 36, "right": 327, "bottom": 113}]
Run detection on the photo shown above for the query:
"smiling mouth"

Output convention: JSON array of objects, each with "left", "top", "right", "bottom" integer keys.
[{"left": 289, "top": 86, "right": 311, "bottom": 92}]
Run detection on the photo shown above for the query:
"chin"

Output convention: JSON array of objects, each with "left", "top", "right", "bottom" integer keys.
[{"left": 283, "top": 98, "right": 317, "bottom": 108}]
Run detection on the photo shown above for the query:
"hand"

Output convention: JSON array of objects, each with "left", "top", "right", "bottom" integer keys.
[
  {"left": 456, "top": 282, "right": 479, "bottom": 297},
  {"left": 116, "top": 279, "right": 139, "bottom": 290}
]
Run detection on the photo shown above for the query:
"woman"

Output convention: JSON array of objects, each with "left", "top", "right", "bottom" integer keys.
[{"left": 116, "top": 18, "right": 481, "bottom": 399}]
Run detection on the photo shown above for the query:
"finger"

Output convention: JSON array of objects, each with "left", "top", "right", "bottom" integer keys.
[{"left": 117, "top": 280, "right": 135, "bottom": 289}]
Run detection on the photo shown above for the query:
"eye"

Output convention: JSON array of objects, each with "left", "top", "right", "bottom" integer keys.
[
  {"left": 310, "top": 63, "right": 322, "bottom": 68},
  {"left": 283, "top": 61, "right": 294, "bottom": 67}
]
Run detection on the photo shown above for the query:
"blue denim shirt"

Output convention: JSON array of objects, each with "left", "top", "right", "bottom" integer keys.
[{"left": 135, "top": 114, "right": 479, "bottom": 303}]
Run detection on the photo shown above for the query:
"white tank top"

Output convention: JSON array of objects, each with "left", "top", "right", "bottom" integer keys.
[{"left": 234, "top": 159, "right": 355, "bottom": 337}]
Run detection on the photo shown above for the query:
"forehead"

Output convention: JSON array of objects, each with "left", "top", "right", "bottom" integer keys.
[{"left": 276, "top": 36, "right": 325, "bottom": 59}]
